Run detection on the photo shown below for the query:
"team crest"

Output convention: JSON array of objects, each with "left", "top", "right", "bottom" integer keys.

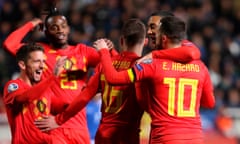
[
  {"left": 64, "top": 58, "right": 73, "bottom": 70},
  {"left": 7, "top": 83, "right": 19, "bottom": 93}
]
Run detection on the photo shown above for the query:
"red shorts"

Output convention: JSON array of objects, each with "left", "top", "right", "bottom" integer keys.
[
  {"left": 95, "top": 124, "right": 140, "bottom": 144},
  {"left": 51, "top": 128, "right": 90, "bottom": 144}
]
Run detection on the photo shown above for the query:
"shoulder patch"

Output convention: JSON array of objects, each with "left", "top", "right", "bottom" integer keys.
[
  {"left": 141, "top": 59, "right": 152, "bottom": 64},
  {"left": 135, "top": 64, "right": 143, "bottom": 71},
  {"left": 8, "top": 83, "right": 19, "bottom": 93}
]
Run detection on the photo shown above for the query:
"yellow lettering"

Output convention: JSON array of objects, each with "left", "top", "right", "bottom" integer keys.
[{"left": 163, "top": 62, "right": 169, "bottom": 70}]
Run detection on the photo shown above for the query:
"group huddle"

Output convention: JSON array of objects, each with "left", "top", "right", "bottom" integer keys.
[{"left": 2, "top": 7, "right": 215, "bottom": 144}]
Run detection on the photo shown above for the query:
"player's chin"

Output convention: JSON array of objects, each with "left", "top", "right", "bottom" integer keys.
[{"left": 34, "top": 74, "right": 42, "bottom": 82}]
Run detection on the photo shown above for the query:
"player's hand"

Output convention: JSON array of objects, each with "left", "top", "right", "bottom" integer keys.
[
  {"left": 31, "top": 18, "right": 43, "bottom": 31},
  {"left": 54, "top": 56, "right": 68, "bottom": 76},
  {"left": 136, "top": 52, "right": 153, "bottom": 64},
  {"left": 104, "top": 38, "right": 114, "bottom": 50},
  {"left": 93, "top": 39, "right": 108, "bottom": 51},
  {"left": 34, "top": 115, "right": 59, "bottom": 132}
]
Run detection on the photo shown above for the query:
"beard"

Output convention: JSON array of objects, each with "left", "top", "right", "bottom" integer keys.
[{"left": 157, "top": 37, "right": 164, "bottom": 50}]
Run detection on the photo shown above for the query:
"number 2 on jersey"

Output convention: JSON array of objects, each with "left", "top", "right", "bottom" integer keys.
[{"left": 164, "top": 78, "right": 198, "bottom": 117}]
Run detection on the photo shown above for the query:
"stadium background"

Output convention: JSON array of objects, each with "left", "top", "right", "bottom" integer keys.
[{"left": 0, "top": 0, "right": 240, "bottom": 143}]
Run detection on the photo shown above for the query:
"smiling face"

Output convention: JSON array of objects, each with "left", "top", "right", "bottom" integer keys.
[
  {"left": 147, "top": 15, "right": 162, "bottom": 49},
  {"left": 45, "top": 15, "right": 70, "bottom": 48},
  {"left": 24, "top": 51, "right": 45, "bottom": 84}
]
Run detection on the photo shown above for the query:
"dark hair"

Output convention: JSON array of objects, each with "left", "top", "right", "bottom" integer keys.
[
  {"left": 44, "top": 7, "right": 65, "bottom": 28},
  {"left": 121, "top": 18, "right": 146, "bottom": 47},
  {"left": 16, "top": 43, "right": 44, "bottom": 62},
  {"left": 150, "top": 11, "right": 174, "bottom": 17},
  {"left": 159, "top": 16, "right": 186, "bottom": 43}
]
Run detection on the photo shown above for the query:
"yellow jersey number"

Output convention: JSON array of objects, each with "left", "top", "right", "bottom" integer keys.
[
  {"left": 164, "top": 78, "right": 198, "bottom": 117},
  {"left": 57, "top": 56, "right": 78, "bottom": 90},
  {"left": 101, "top": 74, "right": 123, "bottom": 113}
]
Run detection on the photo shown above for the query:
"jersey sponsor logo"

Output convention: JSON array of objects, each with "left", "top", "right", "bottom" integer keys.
[{"left": 7, "top": 83, "right": 19, "bottom": 93}]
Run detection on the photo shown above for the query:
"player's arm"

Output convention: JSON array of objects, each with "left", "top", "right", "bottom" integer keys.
[
  {"left": 94, "top": 39, "right": 152, "bottom": 84},
  {"left": 137, "top": 40, "right": 200, "bottom": 63},
  {"left": 4, "top": 56, "right": 66, "bottom": 105},
  {"left": 3, "top": 18, "right": 43, "bottom": 55},
  {"left": 83, "top": 40, "right": 119, "bottom": 67},
  {"left": 99, "top": 48, "right": 133, "bottom": 84},
  {"left": 34, "top": 72, "right": 100, "bottom": 132},
  {"left": 3, "top": 76, "right": 55, "bottom": 105},
  {"left": 200, "top": 65, "right": 215, "bottom": 108},
  {"left": 54, "top": 71, "right": 100, "bottom": 125}
]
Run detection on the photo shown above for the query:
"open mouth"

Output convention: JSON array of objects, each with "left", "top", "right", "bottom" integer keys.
[
  {"left": 35, "top": 70, "right": 42, "bottom": 76},
  {"left": 56, "top": 34, "right": 65, "bottom": 40}
]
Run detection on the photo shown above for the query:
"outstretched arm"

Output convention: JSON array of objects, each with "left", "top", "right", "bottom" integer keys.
[
  {"left": 34, "top": 69, "right": 101, "bottom": 131},
  {"left": 54, "top": 71, "right": 100, "bottom": 125},
  {"left": 3, "top": 18, "right": 43, "bottom": 55},
  {"left": 3, "top": 76, "right": 55, "bottom": 105},
  {"left": 94, "top": 39, "right": 133, "bottom": 85},
  {"left": 137, "top": 40, "right": 200, "bottom": 63}
]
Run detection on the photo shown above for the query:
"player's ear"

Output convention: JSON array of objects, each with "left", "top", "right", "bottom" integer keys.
[
  {"left": 18, "top": 61, "right": 26, "bottom": 70},
  {"left": 144, "top": 38, "right": 148, "bottom": 46},
  {"left": 120, "top": 36, "right": 124, "bottom": 47},
  {"left": 162, "top": 35, "right": 167, "bottom": 42}
]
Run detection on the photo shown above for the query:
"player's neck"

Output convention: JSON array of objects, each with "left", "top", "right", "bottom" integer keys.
[
  {"left": 166, "top": 42, "right": 181, "bottom": 49},
  {"left": 50, "top": 43, "right": 68, "bottom": 50},
  {"left": 18, "top": 73, "right": 33, "bottom": 86},
  {"left": 127, "top": 44, "right": 144, "bottom": 57}
]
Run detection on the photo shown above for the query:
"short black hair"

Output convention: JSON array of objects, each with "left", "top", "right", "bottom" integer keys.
[
  {"left": 121, "top": 18, "right": 146, "bottom": 47},
  {"left": 160, "top": 16, "right": 186, "bottom": 43},
  {"left": 44, "top": 7, "right": 65, "bottom": 28},
  {"left": 16, "top": 43, "right": 44, "bottom": 62},
  {"left": 150, "top": 11, "right": 174, "bottom": 17}
]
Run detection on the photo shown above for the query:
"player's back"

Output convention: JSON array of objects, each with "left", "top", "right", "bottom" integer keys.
[
  {"left": 96, "top": 51, "right": 144, "bottom": 144},
  {"left": 148, "top": 58, "right": 212, "bottom": 143}
]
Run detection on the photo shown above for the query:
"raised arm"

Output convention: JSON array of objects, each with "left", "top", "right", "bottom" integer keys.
[
  {"left": 3, "top": 18, "right": 43, "bottom": 55},
  {"left": 94, "top": 39, "right": 133, "bottom": 85}
]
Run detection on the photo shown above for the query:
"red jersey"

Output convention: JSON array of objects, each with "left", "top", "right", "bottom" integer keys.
[
  {"left": 95, "top": 51, "right": 144, "bottom": 144},
  {"left": 98, "top": 49, "right": 215, "bottom": 144},
  {"left": 152, "top": 40, "right": 201, "bottom": 62},
  {"left": 3, "top": 77, "right": 60, "bottom": 144},
  {"left": 55, "top": 51, "right": 145, "bottom": 144},
  {"left": 3, "top": 21, "right": 100, "bottom": 143}
]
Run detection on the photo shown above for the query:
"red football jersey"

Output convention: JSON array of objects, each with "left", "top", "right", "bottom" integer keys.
[
  {"left": 98, "top": 49, "right": 215, "bottom": 143},
  {"left": 3, "top": 78, "right": 54, "bottom": 143},
  {"left": 95, "top": 51, "right": 144, "bottom": 144},
  {"left": 152, "top": 40, "right": 201, "bottom": 62},
  {"left": 133, "top": 59, "right": 214, "bottom": 143},
  {"left": 3, "top": 21, "right": 99, "bottom": 143}
]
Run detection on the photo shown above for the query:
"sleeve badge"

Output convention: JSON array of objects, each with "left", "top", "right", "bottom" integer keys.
[{"left": 7, "top": 83, "right": 19, "bottom": 93}]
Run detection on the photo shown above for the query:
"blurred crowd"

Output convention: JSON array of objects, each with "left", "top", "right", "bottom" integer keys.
[{"left": 0, "top": 0, "right": 240, "bottom": 141}]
